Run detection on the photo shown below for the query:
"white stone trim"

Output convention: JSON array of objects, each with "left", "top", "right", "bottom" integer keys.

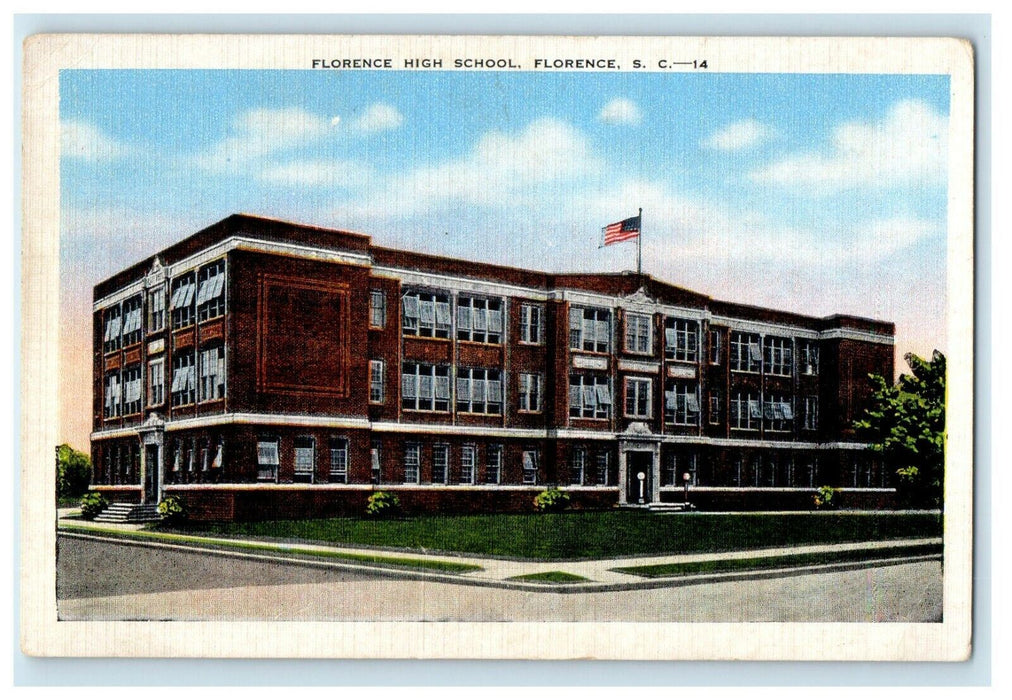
[
  {"left": 91, "top": 427, "right": 140, "bottom": 440},
  {"left": 711, "top": 314, "right": 820, "bottom": 340},
  {"left": 819, "top": 327, "right": 895, "bottom": 345},
  {"left": 93, "top": 282, "right": 145, "bottom": 312},
  {"left": 371, "top": 421, "right": 547, "bottom": 440},
  {"left": 373, "top": 265, "right": 548, "bottom": 301},
  {"left": 661, "top": 486, "right": 897, "bottom": 493},
  {"left": 618, "top": 359, "right": 661, "bottom": 373},
  {"left": 166, "top": 413, "right": 371, "bottom": 432}
]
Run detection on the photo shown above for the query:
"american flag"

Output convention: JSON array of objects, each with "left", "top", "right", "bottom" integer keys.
[{"left": 601, "top": 214, "right": 641, "bottom": 246}]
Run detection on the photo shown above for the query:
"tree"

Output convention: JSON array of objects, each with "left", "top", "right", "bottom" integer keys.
[
  {"left": 56, "top": 444, "right": 92, "bottom": 502},
  {"left": 854, "top": 351, "right": 945, "bottom": 509}
]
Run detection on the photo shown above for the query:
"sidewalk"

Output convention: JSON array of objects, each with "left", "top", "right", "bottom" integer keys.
[{"left": 58, "top": 510, "right": 943, "bottom": 593}]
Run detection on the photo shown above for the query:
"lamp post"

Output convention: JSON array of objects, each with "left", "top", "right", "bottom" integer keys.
[{"left": 682, "top": 471, "right": 692, "bottom": 508}]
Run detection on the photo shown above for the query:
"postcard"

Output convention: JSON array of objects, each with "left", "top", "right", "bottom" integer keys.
[{"left": 21, "top": 33, "right": 973, "bottom": 660}]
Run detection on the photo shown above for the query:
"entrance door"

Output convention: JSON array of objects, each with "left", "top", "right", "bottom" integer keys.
[
  {"left": 144, "top": 444, "right": 160, "bottom": 504},
  {"left": 626, "top": 451, "right": 653, "bottom": 504}
]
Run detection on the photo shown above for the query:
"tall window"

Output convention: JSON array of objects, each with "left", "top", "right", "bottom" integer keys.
[
  {"left": 570, "top": 448, "right": 586, "bottom": 485},
  {"left": 369, "top": 290, "right": 387, "bottom": 328},
  {"left": 764, "top": 336, "right": 793, "bottom": 376},
  {"left": 708, "top": 392, "right": 721, "bottom": 425},
  {"left": 764, "top": 395, "right": 794, "bottom": 432},
  {"left": 122, "top": 365, "right": 143, "bottom": 415},
  {"left": 196, "top": 260, "right": 226, "bottom": 322},
  {"left": 404, "top": 442, "right": 421, "bottom": 484},
  {"left": 148, "top": 287, "right": 166, "bottom": 333},
  {"left": 401, "top": 363, "right": 451, "bottom": 411},
  {"left": 402, "top": 290, "right": 451, "bottom": 338},
  {"left": 369, "top": 360, "right": 385, "bottom": 403},
  {"left": 170, "top": 273, "right": 196, "bottom": 329},
  {"left": 103, "top": 306, "right": 122, "bottom": 353},
  {"left": 665, "top": 319, "right": 699, "bottom": 362},
  {"left": 456, "top": 367, "right": 502, "bottom": 415},
  {"left": 329, "top": 438, "right": 348, "bottom": 483},
  {"left": 730, "top": 332, "right": 761, "bottom": 372},
  {"left": 708, "top": 329, "right": 722, "bottom": 364},
  {"left": 664, "top": 381, "right": 700, "bottom": 425},
  {"left": 730, "top": 392, "right": 761, "bottom": 430},
  {"left": 294, "top": 436, "right": 315, "bottom": 482},
  {"left": 370, "top": 440, "right": 382, "bottom": 484},
  {"left": 171, "top": 351, "right": 196, "bottom": 406},
  {"left": 624, "top": 377, "right": 653, "bottom": 418},
  {"left": 520, "top": 303, "right": 543, "bottom": 344},
  {"left": 594, "top": 452, "right": 611, "bottom": 485},
  {"left": 432, "top": 444, "right": 449, "bottom": 484},
  {"left": 569, "top": 307, "right": 611, "bottom": 353},
  {"left": 486, "top": 444, "right": 503, "bottom": 484},
  {"left": 460, "top": 444, "right": 476, "bottom": 484},
  {"left": 257, "top": 438, "right": 279, "bottom": 481},
  {"left": 624, "top": 313, "right": 652, "bottom": 354},
  {"left": 199, "top": 345, "right": 225, "bottom": 402},
  {"left": 522, "top": 449, "right": 539, "bottom": 485},
  {"left": 103, "top": 372, "right": 121, "bottom": 418},
  {"left": 148, "top": 358, "right": 165, "bottom": 407},
  {"left": 662, "top": 450, "right": 697, "bottom": 486},
  {"left": 518, "top": 373, "right": 542, "bottom": 413},
  {"left": 121, "top": 296, "right": 143, "bottom": 346},
  {"left": 569, "top": 374, "right": 611, "bottom": 419},
  {"left": 800, "top": 340, "right": 820, "bottom": 375},
  {"left": 803, "top": 396, "right": 819, "bottom": 431},
  {"left": 457, "top": 296, "right": 504, "bottom": 344}
]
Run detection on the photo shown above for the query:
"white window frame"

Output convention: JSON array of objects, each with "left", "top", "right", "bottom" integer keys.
[
  {"left": 800, "top": 341, "right": 820, "bottom": 375},
  {"left": 569, "top": 306, "right": 611, "bottom": 353},
  {"left": 763, "top": 395, "right": 794, "bottom": 432},
  {"left": 594, "top": 451, "right": 610, "bottom": 486},
  {"left": 170, "top": 273, "right": 197, "bottom": 330},
  {"left": 402, "top": 290, "right": 451, "bottom": 338},
  {"left": 432, "top": 444, "right": 449, "bottom": 484},
  {"left": 460, "top": 444, "right": 476, "bottom": 485},
  {"left": 519, "top": 303, "right": 544, "bottom": 345},
  {"left": 199, "top": 345, "right": 225, "bottom": 402},
  {"left": 624, "top": 313, "right": 652, "bottom": 355},
  {"left": 257, "top": 438, "right": 280, "bottom": 481},
  {"left": 329, "top": 437, "right": 348, "bottom": 483},
  {"left": 103, "top": 306, "right": 122, "bottom": 353},
  {"left": 122, "top": 365, "right": 143, "bottom": 415},
  {"left": 403, "top": 442, "right": 421, "bottom": 484},
  {"left": 148, "top": 287, "right": 166, "bottom": 334},
  {"left": 764, "top": 336, "right": 794, "bottom": 377},
  {"left": 121, "top": 296, "right": 144, "bottom": 347},
  {"left": 730, "top": 332, "right": 762, "bottom": 373},
  {"left": 522, "top": 449, "right": 539, "bottom": 485},
  {"left": 570, "top": 447, "right": 586, "bottom": 485},
  {"left": 708, "top": 328, "right": 721, "bottom": 364},
  {"left": 803, "top": 396, "right": 819, "bottom": 431},
  {"left": 147, "top": 357, "right": 165, "bottom": 407},
  {"left": 730, "top": 392, "right": 762, "bottom": 430},
  {"left": 486, "top": 444, "right": 502, "bottom": 484},
  {"left": 624, "top": 376, "right": 653, "bottom": 418},
  {"left": 294, "top": 436, "right": 316, "bottom": 482},
  {"left": 369, "top": 290, "right": 387, "bottom": 329},
  {"left": 104, "top": 372, "right": 122, "bottom": 418},
  {"left": 456, "top": 367, "right": 502, "bottom": 415},
  {"left": 518, "top": 372, "right": 543, "bottom": 413},
  {"left": 457, "top": 296, "right": 504, "bottom": 344},
  {"left": 708, "top": 392, "right": 721, "bottom": 425},
  {"left": 569, "top": 374, "right": 611, "bottom": 419},
  {"left": 196, "top": 260, "right": 226, "bottom": 322},
  {"left": 171, "top": 352, "right": 197, "bottom": 407},
  {"left": 664, "top": 381, "right": 700, "bottom": 425},
  {"left": 369, "top": 360, "right": 385, "bottom": 404},
  {"left": 665, "top": 319, "right": 699, "bottom": 362},
  {"left": 401, "top": 362, "right": 451, "bottom": 412}
]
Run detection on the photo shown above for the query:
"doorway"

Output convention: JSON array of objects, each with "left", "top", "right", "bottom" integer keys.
[
  {"left": 144, "top": 444, "right": 161, "bottom": 504},
  {"left": 625, "top": 451, "right": 654, "bottom": 504}
]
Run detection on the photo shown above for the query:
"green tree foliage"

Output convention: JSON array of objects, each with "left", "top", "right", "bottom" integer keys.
[
  {"left": 854, "top": 351, "right": 945, "bottom": 509},
  {"left": 56, "top": 444, "right": 92, "bottom": 501}
]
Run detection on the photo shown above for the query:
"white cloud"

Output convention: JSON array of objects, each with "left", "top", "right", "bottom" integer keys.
[
  {"left": 197, "top": 107, "right": 329, "bottom": 171},
  {"left": 598, "top": 98, "right": 641, "bottom": 126},
  {"left": 349, "top": 103, "right": 404, "bottom": 133},
  {"left": 61, "top": 120, "right": 132, "bottom": 161},
  {"left": 260, "top": 159, "right": 371, "bottom": 188},
  {"left": 751, "top": 100, "right": 947, "bottom": 191},
  {"left": 704, "top": 119, "right": 772, "bottom": 151}
]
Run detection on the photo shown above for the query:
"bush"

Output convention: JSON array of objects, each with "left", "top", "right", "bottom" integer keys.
[
  {"left": 814, "top": 485, "right": 838, "bottom": 510},
  {"left": 365, "top": 491, "right": 401, "bottom": 518},
  {"left": 56, "top": 444, "right": 92, "bottom": 502},
  {"left": 79, "top": 491, "right": 108, "bottom": 520},
  {"left": 533, "top": 487, "right": 570, "bottom": 513},
  {"left": 157, "top": 495, "right": 187, "bottom": 525}
]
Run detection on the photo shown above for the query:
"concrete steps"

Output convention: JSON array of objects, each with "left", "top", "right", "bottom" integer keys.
[
  {"left": 94, "top": 502, "right": 162, "bottom": 523},
  {"left": 647, "top": 502, "right": 696, "bottom": 513}
]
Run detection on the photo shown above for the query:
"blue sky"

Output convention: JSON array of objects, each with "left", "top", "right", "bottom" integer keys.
[{"left": 59, "top": 68, "right": 949, "bottom": 443}]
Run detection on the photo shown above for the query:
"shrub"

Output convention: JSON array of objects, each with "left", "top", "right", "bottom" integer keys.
[
  {"left": 157, "top": 495, "right": 187, "bottom": 525},
  {"left": 56, "top": 444, "right": 92, "bottom": 501},
  {"left": 533, "top": 487, "right": 570, "bottom": 513},
  {"left": 79, "top": 491, "right": 108, "bottom": 520},
  {"left": 814, "top": 485, "right": 838, "bottom": 510},
  {"left": 365, "top": 490, "right": 401, "bottom": 518}
]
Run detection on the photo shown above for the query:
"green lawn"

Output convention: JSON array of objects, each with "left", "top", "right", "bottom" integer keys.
[
  {"left": 507, "top": 571, "right": 590, "bottom": 583},
  {"left": 183, "top": 511, "right": 941, "bottom": 561}
]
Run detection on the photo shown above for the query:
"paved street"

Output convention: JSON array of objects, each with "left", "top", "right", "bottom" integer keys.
[{"left": 57, "top": 535, "right": 943, "bottom": 623}]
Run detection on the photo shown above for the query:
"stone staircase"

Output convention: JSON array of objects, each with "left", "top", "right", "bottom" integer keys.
[
  {"left": 93, "top": 502, "right": 162, "bottom": 523},
  {"left": 646, "top": 502, "right": 696, "bottom": 513}
]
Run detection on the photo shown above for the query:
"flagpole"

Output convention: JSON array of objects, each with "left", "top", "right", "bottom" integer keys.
[{"left": 637, "top": 207, "right": 643, "bottom": 277}]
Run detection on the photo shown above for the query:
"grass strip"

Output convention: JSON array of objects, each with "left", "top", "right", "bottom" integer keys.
[
  {"left": 611, "top": 543, "right": 942, "bottom": 578},
  {"left": 507, "top": 571, "right": 590, "bottom": 584},
  {"left": 59, "top": 523, "right": 482, "bottom": 574}
]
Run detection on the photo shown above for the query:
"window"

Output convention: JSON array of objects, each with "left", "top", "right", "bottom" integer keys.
[
  {"left": 432, "top": 444, "right": 449, "bottom": 484},
  {"left": 730, "top": 392, "right": 762, "bottom": 430},
  {"left": 329, "top": 438, "right": 348, "bottom": 483},
  {"left": 803, "top": 458, "right": 819, "bottom": 487},
  {"left": 624, "top": 377, "right": 653, "bottom": 418},
  {"left": 370, "top": 440, "right": 382, "bottom": 484},
  {"left": 764, "top": 336, "right": 793, "bottom": 376},
  {"left": 401, "top": 363, "right": 451, "bottom": 411},
  {"left": 291, "top": 436, "right": 315, "bottom": 482},
  {"left": 803, "top": 396, "right": 819, "bottom": 431},
  {"left": 569, "top": 306, "right": 611, "bottom": 353},
  {"left": 369, "top": 360, "right": 385, "bottom": 403},
  {"left": 764, "top": 395, "right": 794, "bottom": 432},
  {"left": 196, "top": 261, "right": 226, "bottom": 322},
  {"left": 569, "top": 374, "right": 611, "bottom": 419},
  {"left": 522, "top": 449, "right": 540, "bottom": 484},
  {"left": 570, "top": 448, "right": 586, "bottom": 485},
  {"left": 199, "top": 345, "right": 225, "bottom": 402},
  {"left": 520, "top": 303, "right": 543, "bottom": 344},
  {"left": 486, "top": 444, "right": 502, "bottom": 484},
  {"left": 170, "top": 273, "right": 196, "bottom": 329},
  {"left": 664, "top": 381, "right": 700, "bottom": 425},
  {"left": 730, "top": 332, "right": 761, "bottom": 372},
  {"left": 369, "top": 290, "right": 387, "bottom": 328},
  {"left": 708, "top": 392, "right": 721, "bottom": 425},
  {"left": 122, "top": 365, "right": 143, "bottom": 415},
  {"left": 171, "top": 351, "right": 196, "bottom": 406},
  {"left": 594, "top": 452, "right": 610, "bottom": 485},
  {"left": 257, "top": 438, "right": 279, "bottom": 481},
  {"left": 404, "top": 442, "right": 420, "bottom": 484},
  {"left": 518, "top": 373, "right": 542, "bottom": 412},
  {"left": 460, "top": 444, "right": 476, "bottom": 484},
  {"left": 457, "top": 296, "right": 504, "bottom": 344},
  {"left": 456, "top": 367, "right": 502, "bottom": 415},
  {"left": 103, "top": 372, "right": 121, "bottom": 418},
  {"left": 148, "top": 358, "right": 165, "bottom": 406},
  {"left": 103, "top": 306, "right": 122, "bottom": 353},
  {"left": 624, "top": 313, "right": 652, "bottom": 354},
  {"left": 662, "top": 450, "right": 697, "bottom": 486},
  {"left": 708, "top": 329, "right": 722, "bottom": 364},
  {"left": 121, "top": 296, "right": 143, "bottom": 347},
  {"left": 402, "top": 290, "right": 451, "bottom": 338},
  {"left": 664, "top": 319, "right": 699, "bottom": 362},
  {"left": 148, "top": 288, "right": 166, "bottom": 333},
  {"left": 800, "top": 340, "right": 820, "bottom": 375}
]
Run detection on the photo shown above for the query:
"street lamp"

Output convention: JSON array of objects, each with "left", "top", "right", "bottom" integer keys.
[{"left": 682, "top": 471, "right": 692, "bottom": 507}]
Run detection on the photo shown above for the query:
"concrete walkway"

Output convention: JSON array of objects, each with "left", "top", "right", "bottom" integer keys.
[{"left": 57, "top": 509, "right": 942, "bottom": 593}]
